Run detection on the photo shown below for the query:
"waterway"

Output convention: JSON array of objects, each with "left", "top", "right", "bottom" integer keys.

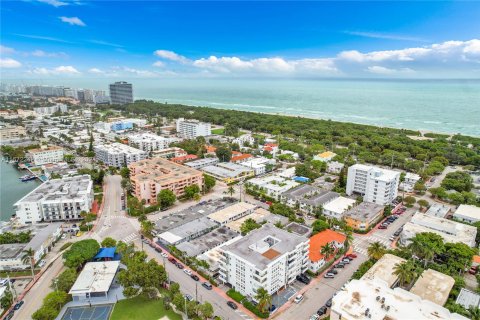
[{"left": 0, "top": 160, "right": 41, "bottom": 221}]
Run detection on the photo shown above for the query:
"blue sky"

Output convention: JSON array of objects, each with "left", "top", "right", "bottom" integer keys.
[{"left": 1, "top": 1, "right": 480, "bottom": 79}]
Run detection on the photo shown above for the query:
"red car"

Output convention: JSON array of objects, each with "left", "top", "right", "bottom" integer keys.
[
  {"left": 378, "top": 225, "right": 387, "bottom": 229},
  {"left": 347, "top": 253, "right": 357, "bottom": 259}
]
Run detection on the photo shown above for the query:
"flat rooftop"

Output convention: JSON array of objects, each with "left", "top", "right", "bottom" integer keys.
[
  {"left": 425, "top": 204, "right": 451, "bottom": 218},
  {"left": 176, "top": 226, "right": 240, "bottom": 257},
  {"left": 454, "top": 205, "right": 480, "bottom": 220},
  {"left": 129, "top": 158, "right": 202, "bottom": 184},
  {"left": 323, "top": 196, "right": 356, "bottom": 214},
  {"left": 184, "top": 158, "right": 218, "bottom": 167},
  {"left": 247, "top": 175, "right": 299, "bottom": 192},
  {"left": 69, "top": 261, "right": 120, "bottom": 295},
  {"left": 221, "top": 223, "right": 308, "bottom": 270},
  {"left": 94, "top": 142, "right": 145, "bottom": 155},
  {"left": 351, "top": 164, "right": 400, "bottom": 182},
  {"left": 202, "top": 163, "right": 253, "bottom": 178},
  {"left": 226, "top": 207, "right": 289, "bottom": 233},
  {"left": 332, "top": 279, "right": 468, "bottom": 320},
  {"left": 456, "top": 288, "right": 480, "bottom": 309},
  {"left": 25, "top": 222, "right": 62, "bottom": 251},
  {"left": 207, "top": 202, "right": 256, "bottom": 224},
  {"left": 155, "top": 198, "right": 237, "bottom": 232},
  {"left": 344, "top": 202, "right": 385, "bottom": 222},
  {"left": 0, "top": 243, "right": 26, "bottom": 260},
  {"left": 361, "top": 253, "right": 406, "bottom": 288},
  {"left": 14, "top": 175, "right": 92, "bottom": 204},
  {"left": 410, "top": 269, "right": 455, "bottom": 306},
  {"left": 158, "top": 217, "right": 218, "bottom": 244},
  {"left": 285, "top": 222, "right": 312, "bottom": 236}
]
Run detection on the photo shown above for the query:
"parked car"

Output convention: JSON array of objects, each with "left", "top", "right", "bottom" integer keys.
[
  {"left": 184, "top": 269, "right": 192, "bottom": 276},
  {"left": 38, "top": 260, "right": 46, "bottom": 268},
  {"left": 334, "top": 263, "right": 344, "bottom": 268},
  {"left": 190, "top": 274, "right": 200, "bottom": 281},
  {"left": 5, "top": 311, "right": 14, "bottom": 320},
  {"left": 161, "top": 252, "right": 169, "bottom": 258},
  {"left": 296, "top": 274, "right": 311, "bottom": 284},
  {"left": 14, "top": 301, "right": 24, "bottom": 310},
  {"left": 185, "top": 294, "right": 193, "bottom": 301},
  {"left": 269, "top": 304, "right": 277, "bottom": 312},
  {"left": 202, "top": 282, "right": 213, "bottom": 290},
  {"left": 341, "top": 259, "right": 350, "bottom": 264},
  {"left": 324, "top": 273, "right": 335, "bottom": 278},
  {"left": 227, "top": 301, "right": 238, "bottom": 309},
  {"left": 347, "top": 253, "right": 357, "bottom": 259},
  {"left": 326, "top": 298, "right": 333, "bottom": 307},
  {"left": 168, "top": 257, "right": 176, "bottom": 263},
  {"left": 294, "top": 294, "right": 304, "bottom": 304},
  {"left": 328, "top": 269, "right": 338, "bottom": 275},
  {"left": 378, "top": 225, "right": 387, "bottom": 229},
  {"left": 317, "top": 306, "right": 328, "bottom": 315},
  {"left": 154, "top": 247, "right": 162, "bottom": 253},
  {"left": 175, "top": 263, "right": 184, "bottom": 269}
]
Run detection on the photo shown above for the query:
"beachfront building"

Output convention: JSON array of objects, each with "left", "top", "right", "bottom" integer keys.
[
  {"left": 313, "top": 151, "right": 337, "bottom": 162},
  {"left": 308, "top": 229, "right": 346, "bottom": 273},
  {"left": 453, "top": 205, "right": 480, "bottom": 224},
  {"left": 400, "top": 212, "right": 477, "bottom": 247},
  {"left": 27, "top": 145, "right": 64, "bottom": 166},
  {"left": 280, "top": 184, "right": 339, "bottom": 215},
  {"left": 176, "top": 118, "right": 211, "bottom": 139},
  {"left": 109, "top": 81, "right": 133, "bottom": 105},
  {"left": 94, "top": 143, "right": 147, "bottom": 167},
  {"left": 343, "top": 202, "right": 385, "bottom": 231},
  {"left": 127, "top": 133, "right": 178, "bottom": 152},
  {"left": 219, "top": 223, "right": 309, "bottom": 297},
  {"left": 346, "top": 164, "right": 400, "bottom": 205},
  {"left": 151, "top": 147, "right": 187, "bottom": 159},
  {"left": 322, "top": 196, "right": 357, "bottom": 220},
  {"left": 129, "top": 158, "right": 203, "bottom": 204},
  {"left": 201, "top": 163, "right": 255, "bottom": 183},
  {"left": 246, "top": 175, "right": 299, "bottom": 201},
  {"left": 399, "top": 172, "right": 422, "bottom": 192},
  {"left": 33, "top": 104, "right": 68, "bottom": 116},
  {"left": 14, "top": 175, "right": 93, "bottom": 224}
]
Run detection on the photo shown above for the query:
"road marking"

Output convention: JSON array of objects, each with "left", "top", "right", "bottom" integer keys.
[{"left": 123, "top": 232, "right": 139, "bottom": 243}]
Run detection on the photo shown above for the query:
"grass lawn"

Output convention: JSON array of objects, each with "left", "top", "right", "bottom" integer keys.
[
  {"left": 110, "top": 295, "right": 182, "bottom": 320},
  {"left": 211, "top": 128, "right": 225, "bottom": 135}
]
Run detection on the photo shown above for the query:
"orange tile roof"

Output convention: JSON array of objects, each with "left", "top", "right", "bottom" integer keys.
[
  {"left": 309, "top": 229, "right": 346, "bottom": 262},
  {"left": 231, "top": 154, "right": 253, "bottom": 162},
  {"left": 265, "top": 143, "right": 278, "bottom": 147},
  {"left": 263, "top": 147, "right": 273, "bottom": 152},
  {"left": 232, "top": 151, "right": 242, "bottom": 155},
  {"left": 171, "top": 154, "right": 198, "bottom": 162},
  {"left": 205, "top": 145, "right": 217, "bottom": 153},
  {"left": 473, "top": 255, "right": 480, "bottom": 264}
]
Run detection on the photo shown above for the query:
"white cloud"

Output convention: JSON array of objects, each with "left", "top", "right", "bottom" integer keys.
[
  {"left": 123, "top": 67, "right": 157, "bottom": 77},
  {"left": 344, "top": 31, "right": 427, "bottom": 42},
  {"left": 0, "top": 58, "right": 22, "bottom": 68},
  {"left": 37, "top": 0, "right": 68, "bottom": 7},
  {"left": 88, "top": 68, "right": 104, "bottom": 74},
  {"left": 152, "top": 61, "right": 165, "bottom": 67},
  {"left": 59, "top": 16, "right": 86, "bottom": 27},
  {"left": 0, "top": 45, "right": 15, "bottom": 55},
  {"left": 367, "top": 66, "right": 414, "bottom": 75},
  {"left": 31, "top": 50, "right": 68, "bottom": 58},
  {"left": 154, "top": 50, "right": 189, "bottom": 63},
  {"left": 32, "top": 65, "right": 80, "bottom": 75},
  {"left": 338, "top": 47, "right": 430, "bottom": 62}
]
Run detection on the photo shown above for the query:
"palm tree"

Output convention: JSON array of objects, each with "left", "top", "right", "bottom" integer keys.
[
  {"left": 227, "top": 185, "right": 235, "bottom": 197},
  {"left": 408, "top": 237, "right": 434, "bottom": 268},
  {"left": 321, "top": 243, "right": 335, "bottom": 260},
  {"left": 255, "top": 287, "right": 272, "bottom": 314},
  {"left": 344, "top": 230, "right": 353, "bottom": 250},
  {"left": 393, "top": 260, "right": 417, "bottom": 288},
  {"left": 22, "top": 248, "right": 35, "bottom": 278},
  {"left": 367, "top": 242, "right": 386, "bottom": 261}
]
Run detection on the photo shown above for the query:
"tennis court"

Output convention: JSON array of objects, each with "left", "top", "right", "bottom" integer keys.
[{"left": 61, "top": 304, "right": 114, "bottom": 320}]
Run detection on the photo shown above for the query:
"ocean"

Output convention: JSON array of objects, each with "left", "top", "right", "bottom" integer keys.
[{"left": 10, "top": 78, "right": 480, "bottom": 136}]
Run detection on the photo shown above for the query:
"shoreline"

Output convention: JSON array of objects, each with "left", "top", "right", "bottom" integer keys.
[{"left": 146, "top": 97, "right": 473, "bottom": 138}]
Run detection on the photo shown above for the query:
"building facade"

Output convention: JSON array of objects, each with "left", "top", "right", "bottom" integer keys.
[
  {"left": 109, "top": 81, "right": 133, "bottom": 105},
  {"left": 346, "top": 164, "right": 400, "bottom": 205},
  {"left": 94, "top": 143, "right": 147, "bottom": 167},
  {"left": 128, "top": 133, "right": 177, "bottom": 152},
  {"left": 27, "top": 145, "right": 64, "bottom": 166},
  {"left": 176, "top": 118, "right": 211, "bottom": 139}
]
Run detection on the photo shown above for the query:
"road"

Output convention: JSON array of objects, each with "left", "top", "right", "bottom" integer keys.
[
  {"left": 274, "top": 255, "right": 367, "bottom": 320},
  {"left": 134, "top": 238, "right": 250, "bottom": 320}
]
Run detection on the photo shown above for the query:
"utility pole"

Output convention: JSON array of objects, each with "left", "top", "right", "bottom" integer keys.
[{"left": 195, "top": 282, "right": 198, "bottom": 302}]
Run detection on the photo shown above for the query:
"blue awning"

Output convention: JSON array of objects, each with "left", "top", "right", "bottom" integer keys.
[{"left": 94, "top": 247, "right": 116, "bottom": 259}]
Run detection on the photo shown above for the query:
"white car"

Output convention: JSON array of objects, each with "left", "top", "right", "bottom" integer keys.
[
  {"left": 309, "top": 314, "right": 319, "bottom": 320},
  {"left": 161, "top": 252, "right": 168, "bottom": 258},
  {"left": 61, "top": 234, "right": 67, "bottom": 239},
  {"left": 294, "top": 294, "right": 304, "bottom": 304},
  {"left": 184, "top": 269, "right": 192, "bottom": 276},
  {"left": 38, "top": 260, "right": 46, "bottom": 268}
]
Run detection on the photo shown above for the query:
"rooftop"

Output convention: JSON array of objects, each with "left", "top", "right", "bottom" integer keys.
[
  {"left": 315, "top": 151, "right": 336, "bottom": 159},
  {"left": 207, "top": 202, "right": 256, "bottom": 224},
  {"left": 361, "top": 254, "right": 406, "bottom": 288},
  {"left": 27, "top": 145, "right": 63, "bottom": 154},
  {"left": 94, "top": 142, "right": 145, "bottom": 155},
  {"left": 128, "top": 132, "right": 171, "bottom": 142},
  {"left": 176, "top": 226, "right": 240, "bottom": 257},
  {"left": 14, "top": 175, "right": 92, "bottom": 204},
  {"left": 410, "top": 269, "right": 455, "bottom": 306},
  {"left": 247, "top": 175, "right": 299, "bottom": 192},
  {"left": 25, "top": 222, "right": 62, "bottom": 251},
  {"left": 158, "top": 217, "right": 218, "bottom": 244},
  {"left": 309, "top": 229, "right": 346, "bottom": 262},
  {"left": 129, "top": 158, "right": 202, "bottom": 184},
  {"left": 456, "top": 288, "right": 480, "bottom": 309},
  {"left": 225, "top": 207, "right": 288, "bottom": 233},
  {"left": 184, "top": 158, "right": 219, "bottom": 167},
  {"left": 344, "top": 202, "right": 385, "bottom": 222},
  {"left": 285, "top": 222, "right": 312, "bottom": 236},
  {"left": 332, "top": 279, "right": 468, "bottom": 320},
  {"left": 350, "top": 164, "right": 400, "bottom": 182},
  {"left": 323, "top": 196, "right": 357, "bottom": 214},
  {"left": 454, "top": 205, "right": 480, "bottom": 220},
  {"left": 202, "top": 163, "right": 253, "bottom": 178},
  {"left": 425, "top": 203, "right": 451, "bottom": 218},
  {"left": 221, "top": 223, "right": 308, "bottom": 270},
  {"left": 0, "top": 243, "right": 26, "bottom": 260},
  {"left": 282, "top": 184, "right": 339, "bottom": 206},
  {"left": 69, "top": 261, "right": 120, "bottom": 295}
]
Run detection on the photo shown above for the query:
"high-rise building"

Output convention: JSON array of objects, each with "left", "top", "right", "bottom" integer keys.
[
  {"left": 176, "top": 118, "right": 211, "bottom": 139},
  {"left": 346, "top": 164, "right": 400, "bottom": 205},
  {"left": 109, "top": 81, "right": 133, "bottom": 105}
]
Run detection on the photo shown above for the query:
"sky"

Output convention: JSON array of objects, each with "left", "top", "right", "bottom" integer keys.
[{"left": 1, "top": 1, "right": 480, "bottom": 80}]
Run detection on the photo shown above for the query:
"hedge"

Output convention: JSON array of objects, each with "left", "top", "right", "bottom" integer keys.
[
  {"left": 243, "top": 300, "right": 269, "bottom": 319},
  {"left": 227, "top": 289, "right": 245, "bottom": 303}
]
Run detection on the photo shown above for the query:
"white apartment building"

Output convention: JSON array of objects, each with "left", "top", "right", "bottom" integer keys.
[
  {"left": 246, "top": 175, "right": 299, "bottom": 200},
  {"left": 128, "top": 133, "right": 178, "bottom": 152},
  {"left": 219, "top": 223, "right": 309, "bottom": 297},
  {"left": 94, "top": 143, "right": 146, "bottom": 167},
  {"left": 453, "top": 205, "right": 480, "bottom": 224},
  {"left": 323, "top": 196, "right": 357, "bottom": 220},
  {"left": 400, "top": 212, "right": 477, "bottom": 247},
  {"left": 33, "top": 104, "right": 68, "bottom": 115},
  {"left": 176, "top": 118, "right": 211, "bottom": 139},
  {"left": 232, "top": 133, "right": 255, "bottom": 147},
  {"left": 27, "top": 145, "right": 64, "bottom": 166},
  {"left": 0, "top": 125, "right": 27, "bottom": 141},
  {"left": 13, "top": 175, "right": 93, "bottom": 224},
  {"left": 399, "top": 172, "right": 421, "bottom": 192},
  {"left": 346, "top": 164, "right": 400, "bottom": 205},
  {"left": 240, "top": 157, "right": 276, "bottom": 176}
]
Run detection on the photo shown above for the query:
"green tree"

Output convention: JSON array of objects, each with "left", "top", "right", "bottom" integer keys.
[
  {"left": 311, "top": 219, "right": 329, "bottom": 234},
  {"left": 22, "top": 247, "right": 36, "bottom": 276},
  {"left": 240, "top": 218, "right": 261, "bottom": 235},
  {"left": 367, "top": 242, "right": 386, "bottom": 261},
  {"left": 429, "top": 187, "right": 448, "bottom": 199},
  {"left": 184, "top": 184, "right": 201, "bottom": 200},
  {"left": 413, "top": 181, "right": 426, "bottom": 194},
  {"left": 172, "top": 292, "right": 186, "bottom": 312},
  {"left": 63, "top": 239, "right": 100, "bottom": 269},
  {"left": 393, "top": 260, "right": 418, "bottom": 288},
  {"left": 417, "top": 199, "right": 429, "bottom": 210},
  {"left": 403, "top": 196, "right": 416, "bottom": 207},
  {"left": 203, "top": 174, "right": 216, "bottom": 193},
  {"left": 215, "top": 145, "right": 232, "bottom": 162},
  {"left": 198, "top": 302, "right": 214, "bottom": 320},
  {"left": 120, "top": 166, "right": 130, "bottom": 179},
  {"left": 254, "top": 287, "right": 272, "bottom": 314},
  {"left": 441, "top": 171, "right": 473, "bottom": 192},
  {"left": 101, "top": 237, "right": 117, "bottom": 248},
  {"left": 0, "top": 289, "right": 13, "bottom": 309},
  {"left": 157, "top": 189, "right": 176, "bottom": 209},
  {"left": 448, "top": 192, "right": 465, "bottom": 205},
  {"left": 320, "top": 242, "right": 335, "bottom": 260},
  {"left": 52, "top": 268, "right": 77, "bottom": 292},
  {"left": 227, "top": 185, "right": 235, "bottom": 197},
  {"left": 408, "top": 232, "right": 444, "bottom": 267},
  {"left": 141, "top": 220, "right": 155, "bottom": 238}
]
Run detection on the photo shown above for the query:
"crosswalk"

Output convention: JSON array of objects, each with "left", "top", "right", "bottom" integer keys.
[
  {"left": 353, "top": 234, "right": 392, "bottom": 256},
  {"left": 122, "top": 232, "right": 139, "bottom": 243},
  {"left": 236, "top": 310, "right": 254, "bottom": 320}
]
